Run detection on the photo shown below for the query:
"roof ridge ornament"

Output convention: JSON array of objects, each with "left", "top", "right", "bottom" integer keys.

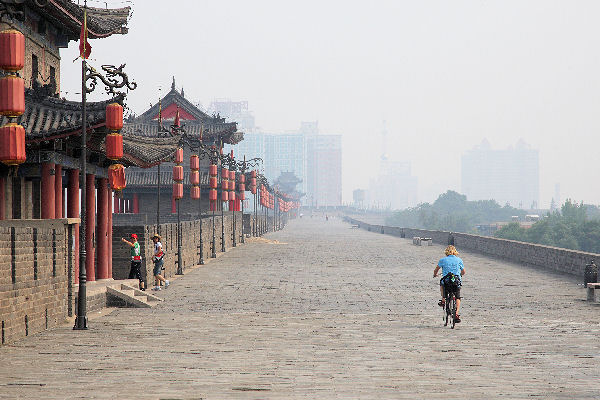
[{"left": 171, "top": 76, "right": 176, "bottom": 91}]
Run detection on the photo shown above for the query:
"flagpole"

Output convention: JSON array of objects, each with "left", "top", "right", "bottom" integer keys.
[{"left": 74, "top": 0, "right": 88, "bottom": 330}]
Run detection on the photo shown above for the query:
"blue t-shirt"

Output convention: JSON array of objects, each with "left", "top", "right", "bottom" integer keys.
[{"left": 438, "top": 255, "right": 464, "bottom": 279}]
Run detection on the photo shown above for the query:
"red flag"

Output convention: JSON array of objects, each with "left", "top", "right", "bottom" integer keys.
[
  {"left": 174, "top": 108, "right": 180, "bottom": 127},
  {"left": 79, "top": 9, "right": 91, "bottom": 59}
]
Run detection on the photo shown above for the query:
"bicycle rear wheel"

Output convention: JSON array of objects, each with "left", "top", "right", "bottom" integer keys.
[{"left": 450, "top": 296, "right": 457, "bottom": 329}]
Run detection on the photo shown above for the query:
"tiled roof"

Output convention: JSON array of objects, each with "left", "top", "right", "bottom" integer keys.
[
  {"left": 41, "top": 1, "right": 131, "bottom": 39},
  {"left": 119, "top": 132, "right": 181, "bottom": 168},
  {"left": 125, "top": 169, "right": 211, "bottom": 187},
  {"left": 124, "top": 83, "right": 243, "bottom": 145},
  {"left": 0, "top": 89, "right": 120, "bottom": 140}
]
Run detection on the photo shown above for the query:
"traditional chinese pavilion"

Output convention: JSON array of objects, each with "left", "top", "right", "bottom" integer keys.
[
  {"left": 0, "top": 1, "right": 179, "bottom": 280},
  {"left": 121, "top": 79, "right": 243, "bottom": 219}
]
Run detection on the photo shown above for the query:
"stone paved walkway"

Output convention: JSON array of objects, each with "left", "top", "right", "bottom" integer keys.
[{"left": 1, "top": 216, "right": 600, "bottom": 399}]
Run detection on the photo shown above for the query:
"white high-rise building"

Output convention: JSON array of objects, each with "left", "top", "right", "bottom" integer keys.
[{"left": 461, "top": 139, "right": 539, "bottom": 209}]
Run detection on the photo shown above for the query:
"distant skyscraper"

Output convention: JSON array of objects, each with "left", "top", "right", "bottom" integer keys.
[
  {"left": 368, "top": 160, "right": 418, "bottom": 210},
  {"left": 221, "top": 112, "right": 342, "bottom": 206},
  {"left": 461, "top": 139, "right": 539, "bottom": 208},
  {"left": 306, "top": 134, "right": 342, "bottom": 207}
]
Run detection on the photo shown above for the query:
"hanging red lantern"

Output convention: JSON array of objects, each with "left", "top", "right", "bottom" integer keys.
[
  {"left": 251, "top": 170, "right": 256, "bottom": 178},
  {"left": 221, "top": 178, "right": 228, "bottom": 190},
  {"left": 221, "top": 190, "right": 229, "bottom": 201},
  {"left": 250, "top": 178, "right": 256, "bottom": 186},
  {"left": 105, "top": 103, "right": 123, "bottom": 131},
  {"left": 173, "top": 183, "right": 183, "bottom": 200},
  {"left": 190, "top": 170, "right": 200, "bottom": 185},
  {"left": 0, "top": 123, "right": 25, "bottom": 165},
  {"left": 190, "top": 155, "right": 199, "bottom": 170},
  {"left": 239, "top": 191, "right": 245, "bottom": 201},
  {"left": 229, "top": 191, "right": 236, "bottom": 201},
  {"left": 175, "top": 148, "right": 183, "bottom": 163},
  {"left": 209, "top": 164, "right": 217, "bottom": 176},
  {"left": 221, "top": 167, "right": 228, "bottom": 177},
  {"left": 209, "top": 189, "right": 217, "bottom": 201},
  {"left": 240, "top": 174, "right": 245, "bottom": 183},
  {"left": 191, "top": 186, "right": 200, "bottom": 200},
  {"left": 239, "top": 183, "right": 245, "bottom": 192},
  {"left": 172, "top": 165, "right": 183, "bottom": 182},
  {"left": 105, "top": 133, "right": 123, "bottom": 160},
  {"left": 0, "top": 75, "right": 25, "bottom": 117},
  {"left": 210, "top": 176, "right": 217, "bottom": 188},
  {"left": 0, "top": 29, "right": 25, "bottom": 72},
  {"left": 229, "top": 176, "right": 235, "bottom": 191},
  {"left": 108, "top": 164, "right": 126, "bottom": 190},
  {"left": 229, "top": 170, "right": 235, "bottom": 181}
]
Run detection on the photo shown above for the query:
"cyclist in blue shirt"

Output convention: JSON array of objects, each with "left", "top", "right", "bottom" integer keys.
[{"left": 433, "top": 245, "right": 466, "bottom": 322}]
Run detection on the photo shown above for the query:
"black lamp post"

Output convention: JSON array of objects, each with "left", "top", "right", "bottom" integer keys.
[{"left": 74, "top": 28, "right": 137, "bottom": 329}]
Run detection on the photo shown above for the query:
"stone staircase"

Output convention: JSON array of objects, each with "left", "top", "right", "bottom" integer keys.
[{"left": 107, "top": 284, "right": 164, "bottom": 308}]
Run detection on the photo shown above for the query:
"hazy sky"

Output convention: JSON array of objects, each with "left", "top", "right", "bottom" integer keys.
[{"left": 61, "top": 0, "right": 600, "bottom": 207}]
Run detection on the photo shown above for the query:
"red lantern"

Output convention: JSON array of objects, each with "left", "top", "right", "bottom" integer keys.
[
  {"left": 190, "top": 155, "right": 199, "bottom": 170},
  {"left": 229, "top": 170, "right": 235, "bottom": 181},
  {"left": 175, "top": 148, "right": 183, "bottom": 164},
  {"left": 109, "top": 164, "right": 126, "bottom": 190},
  {"left": 105, "top": 133, "right": 123, "bottom": 160},
  {"left": 0, "top": 75, "right": 24, "bottom": 117},
  {"left": 221, "top": 168, "right": 228, "bottom": 177},
  {"left": 173, "top": 183, "right": 183, "bottom": 200},
  {"left": 172, "top": 165, "right": 183, "bottom": 182},
  {"left": 210, "top": 176, "right": 217, "bottom": 188},
  {"left": 250, "top": 178, "right": 256, "bottom": 186},
  {"left": 239, "top": 183, "right": 245, "bottom": 192},
  {"left": 190, "top": 170, "right": 200, "bottom": 185},
  {"left": 209, "top": 189, "right": 217, "bottom": 201},
  {"left": 221, "top": 178, "right": 228, "bottom": 190},
  {"left": 240, "top": 174, "right": 245, "bottom": 183},
  {"left": 251, "top": 170, "right": 256, "bottom": 178},
  {"left": 191, "top": 186, "right": 200, "bottom": 200},
  {"left": 251, "top": 186, "right": 256, "bottom": 195},
  {"left": 105, "top": 103, "right": 123, "bottom": 131},
  {"left": 0, "top": 123, "right": 25, "bottom": 165},
  {"left": 0, "top": 29, "right": 25, "bottom": 72},
  {"left": 239, "top": 192, "right": 245, "bottom": 201},
  {"left": 230, "top": 177, "right": 235, "bottom": 191},
  {"left": 229, "top": 191, "right": 236, "bottom": 201},
  {"left": 221, "top": 190, "right": 229, "bottom": 201},
  {"left": 209, "top": 164, "right": 217, "bottom": 176}
]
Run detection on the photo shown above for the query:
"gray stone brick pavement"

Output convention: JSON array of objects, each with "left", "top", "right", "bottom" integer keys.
[{"left": 1, "top": 216, "right": 600, "bottom": 399}]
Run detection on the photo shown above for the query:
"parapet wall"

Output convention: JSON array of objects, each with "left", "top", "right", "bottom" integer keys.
[
  {"left": 0, "top": 219, "right": 77, "bottom": 345},
  {"left": 344, "top": 217, "right": 599, "bottom": 278}
]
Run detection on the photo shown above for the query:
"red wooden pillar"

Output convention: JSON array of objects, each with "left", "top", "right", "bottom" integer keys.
[
  {"left": 133, "top": 193, "right": 139, "bottom": 214},
  {"left": 67, "top": 169, "right": 80, "bottom": 279},
  {"left": 113, "top": 192, "right": 120, "bottom": 213},
  {"left": 171, "top": 196, "right": 176, "bottom": 213},
  {"left": 96, "top": 178, "right": 109, "bottom": 279},
  {"left": 41, "top": 162, "right": 55, "bottom": 219},
  {"left": 54, "top": 164, "right": 63, "bottom": 218},
  {"left": 85, "top": 174, "right": 96, "bottom": 281},
  {"left": 0, "top": 177, "right": 5, "bottom": 220},
  {"left": 108, "top": 189, "right": 113, "bottom": 279}
]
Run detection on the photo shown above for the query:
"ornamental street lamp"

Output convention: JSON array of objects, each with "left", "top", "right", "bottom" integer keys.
[{"left": 75, "top": 3, "right": 137, "bottom": 330}]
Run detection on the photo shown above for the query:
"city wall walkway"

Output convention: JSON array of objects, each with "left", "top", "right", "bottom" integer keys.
[{"left": 1, "top": 216, "right": 599, "bottom": 399}]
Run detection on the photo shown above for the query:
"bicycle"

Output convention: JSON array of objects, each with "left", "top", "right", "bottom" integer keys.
[
  {"left": 435, "top": 273, "right": 460, "bottom": 329},
  {"left": 443, "top": 285, "right": 458, "bottom": 329}
]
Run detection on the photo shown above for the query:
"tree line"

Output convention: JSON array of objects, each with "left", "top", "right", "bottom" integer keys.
[
  {"left": 386, "top": 191, "right": 600, "bottom": 253},
  {"left": 385, "top": 190, "right": 526, "bottom": 232},
  {"left": 495, "top": 200, "right": 600, "bottom": 253}
]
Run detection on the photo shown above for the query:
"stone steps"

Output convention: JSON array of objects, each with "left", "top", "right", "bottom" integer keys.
[{"left": 107, "top": 284, "right": 164, "bottom": 308}]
